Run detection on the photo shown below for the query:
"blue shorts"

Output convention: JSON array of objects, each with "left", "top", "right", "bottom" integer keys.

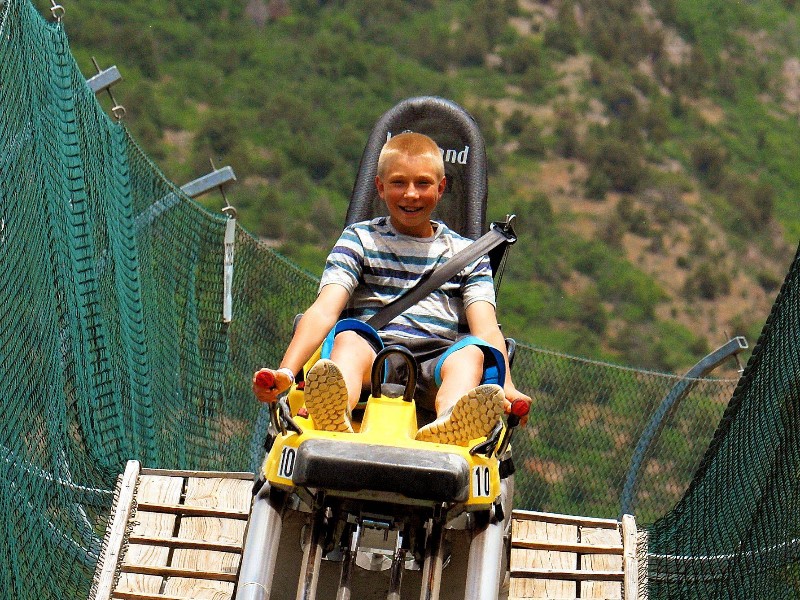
[{"left": 321, "top": 319, "right": 505, "bottom": 412}]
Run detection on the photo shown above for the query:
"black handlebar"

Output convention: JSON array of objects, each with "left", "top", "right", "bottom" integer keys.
[{"left": 370, "top": 345, "right": 418, "bottom": 403}]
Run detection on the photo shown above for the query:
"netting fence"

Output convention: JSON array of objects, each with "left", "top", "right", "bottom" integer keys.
[
  {"left": 2, "top": 0, "right": 797, "bottom": 598},
  {"left": 642, "top": 242, "right": 800, "bottom": 597}
]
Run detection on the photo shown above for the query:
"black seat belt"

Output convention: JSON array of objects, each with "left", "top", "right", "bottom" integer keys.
[{"left": 366, "top": 215, "right": 517, "bottom": 331}]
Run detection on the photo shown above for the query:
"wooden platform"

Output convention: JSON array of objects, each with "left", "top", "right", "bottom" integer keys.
[
  {"left": 91, "top": 461, "right": 254, "bottom": 600},
  {"left": 91, "top": 462, "right": 640, "bottom": 600},
  {"left": 508, "top": 509, "right": 639, "bottom": 600}
]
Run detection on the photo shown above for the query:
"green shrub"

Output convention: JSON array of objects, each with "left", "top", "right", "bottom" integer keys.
[
  {"left": 590, "top": 138, "right": 646, "bottom": 193},
  {"left": 598, "top": 213, "right": 627, "bottom": 250},
  {"left": 616, "top": 197, "right": 651, "bottom": 237},
  {"left": 517, "top": 121, "right": 546, "bottom": 157},
  {"left": 690, "top": 138, "right": 728, "bottom": 189},
  {"left": 553, "top": 107, "right": 580, "bottom": 159},
  {"left": 756, "top": 270, "right": 783, "bottom": 293},
  {"left": 720, "top": 173, "right": 774, "bottom": 231},
  {"left": 585, "top": 167, "right": 611, "bottom": 200},
  {"left": 503, "top": 109, "right": 529, "bottom": 136},
  {"left": 543, "top": 1, "right": 580, "bottom": 55},
  {"left": 611, "top": 321, "right": 708, "bottom": 372},
  {"left": 501, "top": 37, "right": 542, "bottom": 75},
  {"left": 683, "top": 261, "right": 731, "bottom": 300},
  {"left": 576, "top": 286, "right": 608, "bottom": 335}
]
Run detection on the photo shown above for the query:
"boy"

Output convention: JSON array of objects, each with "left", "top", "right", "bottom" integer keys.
[{"left": 253, "top": 132, "right": 530, "bottom": 445}]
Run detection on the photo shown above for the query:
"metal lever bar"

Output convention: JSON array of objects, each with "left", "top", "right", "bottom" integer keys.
[
  {"left": 296, "top": 504, "right": 327, "bottom": 600},
  {"left": 387, "top": 531, "right": 406, "bottom": 600},
  {"left": 336, "top": 521, "right": 361, "bottom": 600},
  {"left": 419, "top": 513, "right": 446, "bottom": 600}
]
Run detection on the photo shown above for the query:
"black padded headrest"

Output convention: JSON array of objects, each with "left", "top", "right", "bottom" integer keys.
[{"left": 345, "top": 96, "right": 488, "bottom": 240}]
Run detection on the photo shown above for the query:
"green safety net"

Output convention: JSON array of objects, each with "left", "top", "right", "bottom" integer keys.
[
  {"left": 1, "top": 1, "right": 780, "bottom": 598},
  {"left": 644, "top": 241, "right": 800, "bottom": 598}
]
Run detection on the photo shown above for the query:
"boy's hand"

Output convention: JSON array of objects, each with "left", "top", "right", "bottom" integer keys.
[
  {"left": 503, "top": 387, "right": 531, "bottom": 427},
  {"left": 252, "top": 368, "right": 293, "bottom": 404}
]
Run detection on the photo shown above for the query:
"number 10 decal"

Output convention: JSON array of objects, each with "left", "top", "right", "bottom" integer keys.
[
  {"left": 278, "top": 447, "right": 296, "bottom": 479},
  {"left": 472, "top": 466, "right": 491, "bottom": 498}
]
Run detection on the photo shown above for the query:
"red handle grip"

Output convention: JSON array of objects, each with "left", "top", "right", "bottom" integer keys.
[
  {"left": 510, "top": 399, "right": 531, "bottom": 418},
  {"left": 255, "top": 370, "right": 276, "bottom": 389}
]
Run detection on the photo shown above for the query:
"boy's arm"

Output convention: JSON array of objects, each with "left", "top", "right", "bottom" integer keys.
[
  {"left": 465, "top": 300, "right": 532, "bottom": 420},
  {"left": 253, "top": 284, "right": 350, "bottom": 403}
]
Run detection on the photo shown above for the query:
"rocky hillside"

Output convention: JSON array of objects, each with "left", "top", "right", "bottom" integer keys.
[{"left": 32, "top": 0, "right": 800, "bottom": 373}]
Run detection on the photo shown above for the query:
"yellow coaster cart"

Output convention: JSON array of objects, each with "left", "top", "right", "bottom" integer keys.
[{"left": 235, "top": 97, "right": 527, "bottom": 600}]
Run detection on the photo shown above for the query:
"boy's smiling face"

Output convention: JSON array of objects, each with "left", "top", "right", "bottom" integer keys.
[{"left": 375, "top": 152, "right": 446, "bottom": 238}]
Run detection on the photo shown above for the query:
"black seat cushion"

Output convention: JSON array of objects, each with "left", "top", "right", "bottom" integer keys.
[{"left": 292, "top": 438, "right": 471, "bottom": 503}]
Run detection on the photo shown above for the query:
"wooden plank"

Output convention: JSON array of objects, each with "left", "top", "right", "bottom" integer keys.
[
  {"left": 163, "top": 576, "right": 234, "bottom": 599},
  {"left": 184, "top": 476, "right": 253, "bottom": 512},
  {"left": 510, "top": 568, "right": 625, "bottom": 582},
  {"left": 97, "top": 468, "right": 254, "bottom": 600},
  {"left": 169, "top": 544, "right": 240, "bottom": 575},
  {"left": 127, "top": 535, "right": 243, "bottom": 554},
  {"left": 512, "top": 509, "right": 619, "bottom": 529},
  {"left": 120, "top": 564, "right": 237, "bottom": 583},
  {"left": 162, "top": 478, "right": 250, "bottom": 600},
  {"left": 113, "top": 589, "right": 230, "bottom": 600},
  {"left": 512, "top": 539, "right": 623, "bottom": 555},
  {"left": 581, "top": 526, "right": 623, "bottom": 598},
  {"left": 172, "top": 516, "right": 246, "bottom": 550},
  {"left": 622, "top": 514, "right": 639, "bottom": 600},
  {"left": 510, "top": 518, "right": 578, "bottom": 598},
  {"left": 135, "top": 502, "right": 249, "bottom": 520},
  {"left": 93, "top": 460, "right": 141, "bottom": 600},
  {"left": 166, "top": 516, "right": 243, "bottom": 596},
  {"left": 140, "top": 468, "right": 253, "bottom": 480},
  {"left": 113, "top": 592, "right": 196, "bottom": 600},
  {"left": 117, "top": 474, "right": 184, "bottom": 596}
]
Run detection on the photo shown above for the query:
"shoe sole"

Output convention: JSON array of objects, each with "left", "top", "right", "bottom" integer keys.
[
  {"left": 416, "top": 384, "right": 505, "bottom": 446},
  {"left": 304, "top": 359, "right": 353, "bottom": 433}
]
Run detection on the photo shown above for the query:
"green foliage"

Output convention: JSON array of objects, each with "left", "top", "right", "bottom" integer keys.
[
  {"left": 690, "top": 137, "right": 728, "bottom": 189},
  {"left": 552, "top": 106, "right": 580, "bottom": 159},
  {"left": 610, "top": 320, "right": 709, "bottom": 372},
  {"left": 543, "top": 1, "right": 581, "bottom": 55},
  {"left": 500, "top": 37, "right": 542, "bottom": 75},
  {"left": 588, "top": 137, "right": 646, "bottom": 194},
  {"left": 616, "top": 197, "right": 651, "bottom": 237},
  {"left": 517, "top": 120, "right": 546, "bottom": 158},
  {"left": 583, "top": 0, "right": 661, "bottom": 66},
  {"left": 573, "top": 240, "right": 666, "bottom": 321},
  {"left": 45, "top": 0, "right": 800, "bottom": 374},
  {"left": 719, "top": 173, "right": 775, "bottom": 233},
  {"left": 684, "top": 260, "right": 732, "bottom": 300}
]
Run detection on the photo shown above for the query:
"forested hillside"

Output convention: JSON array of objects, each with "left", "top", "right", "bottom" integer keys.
[{"left": 36, "top": 0, "right": 800, "bottom": 373}]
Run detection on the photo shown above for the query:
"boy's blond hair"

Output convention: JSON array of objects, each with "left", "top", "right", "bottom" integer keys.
[{"left": 377, "top": 132, "right": 445, "bottom": 180}]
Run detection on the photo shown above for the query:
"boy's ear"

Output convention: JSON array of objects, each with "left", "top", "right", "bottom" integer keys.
[
  {"left": 437, "top": 176, "right": 446, "bottom": 196},
  {"left": 375, "top": 175, "right": 386, "bottom": 199}
]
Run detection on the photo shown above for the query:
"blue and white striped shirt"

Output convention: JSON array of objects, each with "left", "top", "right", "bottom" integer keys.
[{"left": 319, "top": 218, "right": 495, "bottom": 340}]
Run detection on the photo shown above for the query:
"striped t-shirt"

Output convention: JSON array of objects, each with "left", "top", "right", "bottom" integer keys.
[{"left": 319, "top": 217, "right": 495, "bottom": 340}]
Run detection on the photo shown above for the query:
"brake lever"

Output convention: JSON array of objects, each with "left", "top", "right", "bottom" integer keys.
[
  {"left": 469, "top": 421, "right": 504, "bottom": 457},
  {"left": 277, "top": 398, "right": 303, "bottom": 435},
  {"left": 495, "top": 399, "right": 530, "bottom": 457}
]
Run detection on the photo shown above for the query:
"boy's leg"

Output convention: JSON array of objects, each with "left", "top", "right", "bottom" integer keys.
[
  {"left": 433, "top": 344, "right": 484, "bottom": 414},
  {"left": 304, "top": 359, "right": 353, "bottom": 432},
  {"left": 416, "top": 344, "right": 505, "bottom": 446},
  {"left": 304, "top": 330, "right": 376, "bottom": 433},
  {"left": 329, "top": 330, "right": 377, "bottom": 410}
]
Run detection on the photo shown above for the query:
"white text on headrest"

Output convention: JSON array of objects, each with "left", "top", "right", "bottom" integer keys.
[{"left": 386, "top": 131, "right": 470, "bottom": 165}]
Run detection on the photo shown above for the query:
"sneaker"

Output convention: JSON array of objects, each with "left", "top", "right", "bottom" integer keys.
[
  {"left": 415, "top": 384, "right": 505, "bottom": 446},
  {"left": 304, "top": 359, "right": 353, "bottom": 433}
]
